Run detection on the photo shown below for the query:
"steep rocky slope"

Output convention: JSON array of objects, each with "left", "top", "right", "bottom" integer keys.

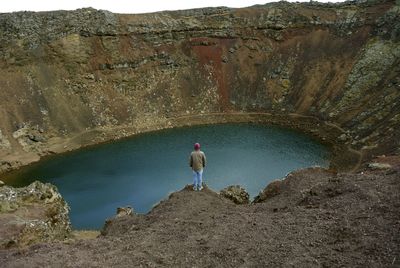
[{"left": 0, "top": 0, "right": 399, "bottom": 173}]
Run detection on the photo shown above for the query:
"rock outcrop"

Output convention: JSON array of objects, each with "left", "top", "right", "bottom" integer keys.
[
  {"left": 0, "top": 181, "right": 71, "bottom": 248},
  {"left": 0, "top": 0, "right": 399, "bottom": 172},
  {"left": 116, "top": 206, "right": 134, "bottom": 217},
  {"left": 220, "top": 185, "right": 249, "bottom": 204},
  {"left": 367, "top": 162, "right": 392, "bottom": 170}
]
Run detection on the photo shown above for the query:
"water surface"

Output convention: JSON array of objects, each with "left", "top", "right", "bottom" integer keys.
[{"left": 3, "top": 123, "right": 330, "bottom": 229}]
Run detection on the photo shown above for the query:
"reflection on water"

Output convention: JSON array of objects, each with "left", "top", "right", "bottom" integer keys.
[{"left": 3, "top": 123, "right": 330, "bottom": 229}]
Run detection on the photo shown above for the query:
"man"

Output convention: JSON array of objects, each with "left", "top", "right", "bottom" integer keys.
[{"left": 189, "top": 143, "right": 206, "bottom": 191}]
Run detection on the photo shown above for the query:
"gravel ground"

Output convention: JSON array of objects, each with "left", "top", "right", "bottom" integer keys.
[{"left": 1, "top": 167, "right": 399, "bottom": 267}]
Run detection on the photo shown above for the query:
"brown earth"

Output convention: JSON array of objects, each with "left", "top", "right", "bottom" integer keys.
[
  {"left": 0, "top": 0, "right": 399, "bottom": 174},
  {"left": 0, "top": 167, "right": 399, "bottom": 267}
]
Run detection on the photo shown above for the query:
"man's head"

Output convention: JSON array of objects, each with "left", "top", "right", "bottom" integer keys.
[{"left": 194, "top": 143, "right": 200, "bottom": 150}]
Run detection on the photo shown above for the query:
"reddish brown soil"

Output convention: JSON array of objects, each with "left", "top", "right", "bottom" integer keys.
[{"left": 191, "top": 37, "right": 235, "bottom": 111}]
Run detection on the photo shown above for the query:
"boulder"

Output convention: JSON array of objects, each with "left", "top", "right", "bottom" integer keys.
[
  {"left": 368, "top": 162, "right": 392, "bottom": 170},
  {"left": 116, "top": 206, "right": 134, "bottom": 217},
  {"left": 0, "top": 160, "right": 22, "bottom": 174},
  {"left": 102, "top": 206, "right": 136, "bottom": 236},
  {"left": 0, "top": 129, "right": 11, "bottom": 149},
  {"left": 0, "top": 181, "right": 71, "bottom": 248},
  {"left": 337, "top": 133, "right": 349, "bottom": 142},
  {"left": 27, "top": 134, "right": 45, "bottom": 142},
  {"left": 220, "top": 185, "right": 249, "bottom": 204}
]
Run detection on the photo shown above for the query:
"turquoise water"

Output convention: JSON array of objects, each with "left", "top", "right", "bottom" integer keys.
[{"left": 3, "top": 123, "right": 330, "bottom": 229}]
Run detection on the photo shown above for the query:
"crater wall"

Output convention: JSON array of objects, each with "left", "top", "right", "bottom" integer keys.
[{"left": 0, "top": 0, "right": 399, "bottom": 172}]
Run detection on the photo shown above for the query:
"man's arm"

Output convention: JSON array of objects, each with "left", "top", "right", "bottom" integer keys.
[
  {"left": 202, "top": 153, "right": 206, "bottom": 168},
  {"left": 189, "top": 154, "right": 193, "bottom": 167}
]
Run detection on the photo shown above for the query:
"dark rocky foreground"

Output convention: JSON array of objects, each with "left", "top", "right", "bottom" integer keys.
[{"left": 1, "top": 165, "right": 399, "bottom": 267}]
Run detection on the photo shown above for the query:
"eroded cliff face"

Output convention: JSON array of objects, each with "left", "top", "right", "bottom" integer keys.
[{"left": 0, "top": 0, "right": 399, "bottom": 172}]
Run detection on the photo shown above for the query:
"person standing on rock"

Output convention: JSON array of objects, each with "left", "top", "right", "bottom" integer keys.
[{"left": 190, "top": 143, "right": 206, "bottom": 191}]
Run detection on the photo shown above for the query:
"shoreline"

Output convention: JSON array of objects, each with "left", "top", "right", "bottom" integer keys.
[{"left": 0, "top": 112, "right": 362, "bottom": 181}]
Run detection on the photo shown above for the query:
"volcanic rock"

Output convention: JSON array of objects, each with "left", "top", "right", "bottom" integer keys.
[
  {"left": 0, "top": 181, "right": 71, "bottom": 249},
  {"left": 220, "top": 185, "right": 250, "bottom": 204},
  {"left": 116, "top": 206, "right": 134, "bottom": 217},
  {"left": 368, "top": 162, "right": 393, "bottom": 170}
]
